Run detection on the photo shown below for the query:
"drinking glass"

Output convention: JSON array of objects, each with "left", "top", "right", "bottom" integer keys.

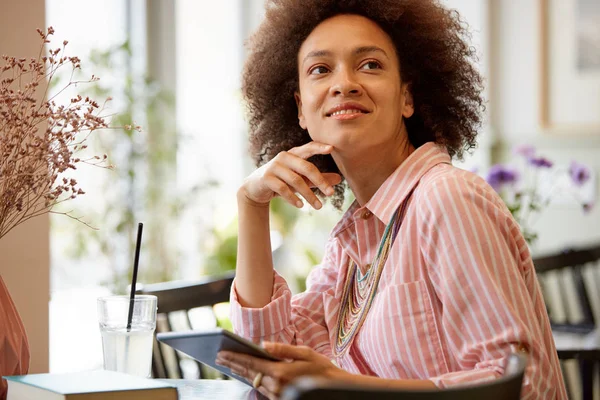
[{"left": 97, "top": 295, "right": 157, "bottom": 378}]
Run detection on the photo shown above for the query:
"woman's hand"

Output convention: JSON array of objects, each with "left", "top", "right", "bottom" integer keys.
[
  {"left": 239, "top": 142, "right": 342, "bottom": 210},
  {"left": 216, "top": 342, "right": 350, "bottom": 400}
]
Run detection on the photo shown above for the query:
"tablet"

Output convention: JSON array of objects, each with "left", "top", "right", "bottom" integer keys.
[{"left": 156, "top": 328, "right": 282, "bottom": 384}]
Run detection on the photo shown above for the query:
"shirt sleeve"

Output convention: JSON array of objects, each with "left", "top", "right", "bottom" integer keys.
[
  {"left": 416, "top": 174, "right": 560, "bottom": 398},
  {"left": 229, "top": 239, "right": 339, "bottom": 357}
]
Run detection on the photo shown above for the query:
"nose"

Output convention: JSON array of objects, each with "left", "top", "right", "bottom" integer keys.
[{"left": 329, "top": 69, "right": 362, "bottom": 97}]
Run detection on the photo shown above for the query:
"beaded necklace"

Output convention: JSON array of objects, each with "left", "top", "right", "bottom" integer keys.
[{"left": 333, "top": 202, "right": 406, "bottom": 358}]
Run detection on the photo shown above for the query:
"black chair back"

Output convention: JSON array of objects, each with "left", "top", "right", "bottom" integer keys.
[
  {"left": 534, "top": 245, "right": 600, "bottom": 333},
  {"left": 139, "top": 271, "right": 235, "bottom": 379},
  {"left": 281, "top": 353, "right": 527, "bottom": 400},
  {"left": 533, "top": 244, "right": 600, "bottom": 400}
]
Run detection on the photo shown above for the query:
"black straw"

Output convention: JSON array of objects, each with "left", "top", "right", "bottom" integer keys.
[{"left": 126, "top": 222, "right": 144, "bottom": 332}]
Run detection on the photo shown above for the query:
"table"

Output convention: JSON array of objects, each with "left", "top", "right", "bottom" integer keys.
[{"left": 163, "top": 379, "right": 267, "bottom": 400}]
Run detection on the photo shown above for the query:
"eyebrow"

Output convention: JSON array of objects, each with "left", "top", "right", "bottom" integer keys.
[{"left": 301, "top": 46, "right": 389, "bottom": 66}]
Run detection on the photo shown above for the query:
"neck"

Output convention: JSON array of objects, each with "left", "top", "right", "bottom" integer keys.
[{"left": 333, "top": 136, "right": 415, "bottom": 206}]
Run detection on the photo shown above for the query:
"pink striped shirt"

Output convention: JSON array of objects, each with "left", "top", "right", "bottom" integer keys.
[{"left": 230, "top": 142, "right": 567, "bottom": 398}]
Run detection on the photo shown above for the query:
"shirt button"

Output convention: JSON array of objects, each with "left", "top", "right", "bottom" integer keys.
[{"left": 362, "top": 210, "right": 372, "bottom": 219}]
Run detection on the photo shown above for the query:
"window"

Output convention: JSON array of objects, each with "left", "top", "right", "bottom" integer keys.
[
  {"left": 47, "top": 0, "right": 255, "bottom": 374},
  {"left": 46, "top": 0, "right": 130, "bottom": 373}
]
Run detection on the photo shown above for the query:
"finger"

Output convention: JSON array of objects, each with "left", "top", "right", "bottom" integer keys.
[
  {"left": 224, "top": 362, "right": 282, "bottom": 398},
  {"left": 217, "top": 351, "right": 278, "bottom": 377},
  {"left": 258, "top": 375, "right": 282, "bottom": 398},
  {"left": 288, "top": 142, "right": 333, "bottom": 160},
  {"left": 273, "top": 168, "right": 322, "bottom": 209},
  {"left": 274, "top": 154, "right": 335, "bottom": 196},
  {"left": 215, "top": 357, "right": 250, "bottom": 381},
  {"left": 262, "top": 342, "right": 314, "bottom": 361},
  {"left": 225, "top": 361, "right": 281, "bottom": 394},
  {"left": 263, "top": 175, "right": 304, "bottom": 208},
  {"left": 322, "top": 172, "right": 343, "bottom": 187},
  {"left": 257, "top": 386, "right": 276, "bottom": 400}
]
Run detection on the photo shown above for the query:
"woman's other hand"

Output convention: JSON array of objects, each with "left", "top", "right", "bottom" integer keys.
[
  {"left": 216, "top": 342, "right": 349, "bottom": 400},
  {"left": 239, "top": 142, "right": 342, "bottom": 210}
]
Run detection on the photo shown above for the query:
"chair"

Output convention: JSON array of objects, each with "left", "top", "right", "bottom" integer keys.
[
  {"left": 281, "top": 353, "right": 527, "bottom": 400},
  {"left": 534, "top": 244, "right": 600, "bottom": 333},
  {"left": 533, "top": 244, "right": 600, "bottom": 400},
  {"left": 139, "top": 271, "right": 235, "bottom": 379}
]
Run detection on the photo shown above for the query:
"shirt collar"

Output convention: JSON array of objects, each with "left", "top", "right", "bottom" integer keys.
[{"left": 331, "top": 142, "right": 452, "bottom": 237}]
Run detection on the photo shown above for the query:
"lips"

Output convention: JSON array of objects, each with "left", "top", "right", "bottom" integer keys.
[{"left": 326, "top": 102, "right": 370, "bottom": 117}]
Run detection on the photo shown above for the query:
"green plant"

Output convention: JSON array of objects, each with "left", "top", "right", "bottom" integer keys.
[
  {"left": 202, "top": 197, "right": 302, "bottom": 275},
  {"left": 202, "top": 192, "right": 350, "bottom": 295}
]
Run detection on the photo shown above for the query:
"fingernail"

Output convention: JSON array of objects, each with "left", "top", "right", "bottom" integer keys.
[
  {"left": 314, "top": 200, "right": 322, "bottom": 209},
  {"left": 296, "top": 200, "right": 304, "bottom": 208},
  {"left": 325, "top": 187, "right": 334, "bottom": 195}
]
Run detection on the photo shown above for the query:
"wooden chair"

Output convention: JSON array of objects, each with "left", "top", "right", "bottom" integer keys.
[
  {"left": 533, "top": 244, "right": 600, "bottom": 400},
  {"left": 281, "top": 353, "right": 527, "bottom": 400},
  {"left": 139, "top": 271, "right": 235, "bottom": 379}
]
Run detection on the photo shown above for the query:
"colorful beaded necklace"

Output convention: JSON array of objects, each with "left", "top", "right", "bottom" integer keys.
[{"left": 333, "top": 202, "right": 406, "bottom": 357}]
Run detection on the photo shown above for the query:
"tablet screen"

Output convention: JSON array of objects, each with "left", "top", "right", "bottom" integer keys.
[{"left": 157, "top": 328, "right": 281, "bottom": 385}]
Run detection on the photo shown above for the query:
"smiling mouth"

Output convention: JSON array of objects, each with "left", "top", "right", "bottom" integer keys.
[{"left": 327, "top": 109, "right": 369, "bottom": 117}]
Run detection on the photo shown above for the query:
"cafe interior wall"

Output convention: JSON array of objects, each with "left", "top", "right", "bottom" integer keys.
[
  {"left": 0, "top": 0, "right": 50, "bottom": 374},
  {"left": 490, "top": 0, "right": 600, "bottom": 256}
]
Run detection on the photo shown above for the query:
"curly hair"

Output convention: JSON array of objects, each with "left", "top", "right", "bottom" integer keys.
[{"left": 242, "top": 0, "right": 485, "bottom": 208}]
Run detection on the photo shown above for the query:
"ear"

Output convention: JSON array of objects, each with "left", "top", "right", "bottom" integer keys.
[
  {"left": 294, "top": 91, "right": 307, "bottom": 129},
  {"left": 401, "top": 83, "right": 414, "bottom": 119}
]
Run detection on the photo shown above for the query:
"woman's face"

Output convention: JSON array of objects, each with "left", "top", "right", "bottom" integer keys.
[{"left": 295, "top": 14, "right": 414, "bottom": 154}]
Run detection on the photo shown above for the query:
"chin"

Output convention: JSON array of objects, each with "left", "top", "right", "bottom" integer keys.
[{"left": 311, "top": 128, "right": 361, "bottom": 148}]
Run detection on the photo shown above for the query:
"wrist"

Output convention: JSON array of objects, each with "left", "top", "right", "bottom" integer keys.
[
  {"left": 325, "top": 364, "right": 353, "bottom": 382},
  {"left": 237, "top": 187, "right": 270, "bottom": 209}
]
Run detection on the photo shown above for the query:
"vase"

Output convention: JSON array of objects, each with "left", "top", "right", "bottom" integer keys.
[{"left": 0, "top": 276, "right": 30, "bottom": 400}]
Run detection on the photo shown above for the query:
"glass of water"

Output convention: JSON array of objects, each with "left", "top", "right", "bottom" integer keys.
[{"left": 97, "top": 295, "right": 157, "bottom": 378}]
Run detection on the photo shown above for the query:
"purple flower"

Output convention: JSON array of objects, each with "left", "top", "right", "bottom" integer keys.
[
  {"left": 528, "top": 156, "right": 553, "bottom": 168},
  {"left": 486, "top": 164, "right": 519, "bottom": 191},
  {"left": 513, "top": 145, "right": 536, "bottom": 159},
  {"left": 569, "top": 161, "right": 591, "bottom": 186}
]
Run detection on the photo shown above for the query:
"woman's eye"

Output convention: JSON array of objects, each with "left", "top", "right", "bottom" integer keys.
[
  {"left": 361, "top": 61, "right": 382, "bottom": 70},
  {"left": 310, "top": 66, "right": 329, "bottom": 75}
]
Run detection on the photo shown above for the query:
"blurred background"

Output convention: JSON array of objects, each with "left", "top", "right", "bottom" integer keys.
[{"left": 1, "top": 0, "right": 599, "bottom": 387}]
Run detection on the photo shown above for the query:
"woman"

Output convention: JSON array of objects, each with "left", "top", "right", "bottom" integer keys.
[
  {"left": 215, "top": 0, "right": 567, "bottom": 398},
  {"left": 0, "top": 276, "right": 30, "bottom": 400}
]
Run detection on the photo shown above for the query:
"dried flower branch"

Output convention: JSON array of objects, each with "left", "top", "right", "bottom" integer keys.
[{"left": 0, "top": 27, "right": 139, "bottom": 239}]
